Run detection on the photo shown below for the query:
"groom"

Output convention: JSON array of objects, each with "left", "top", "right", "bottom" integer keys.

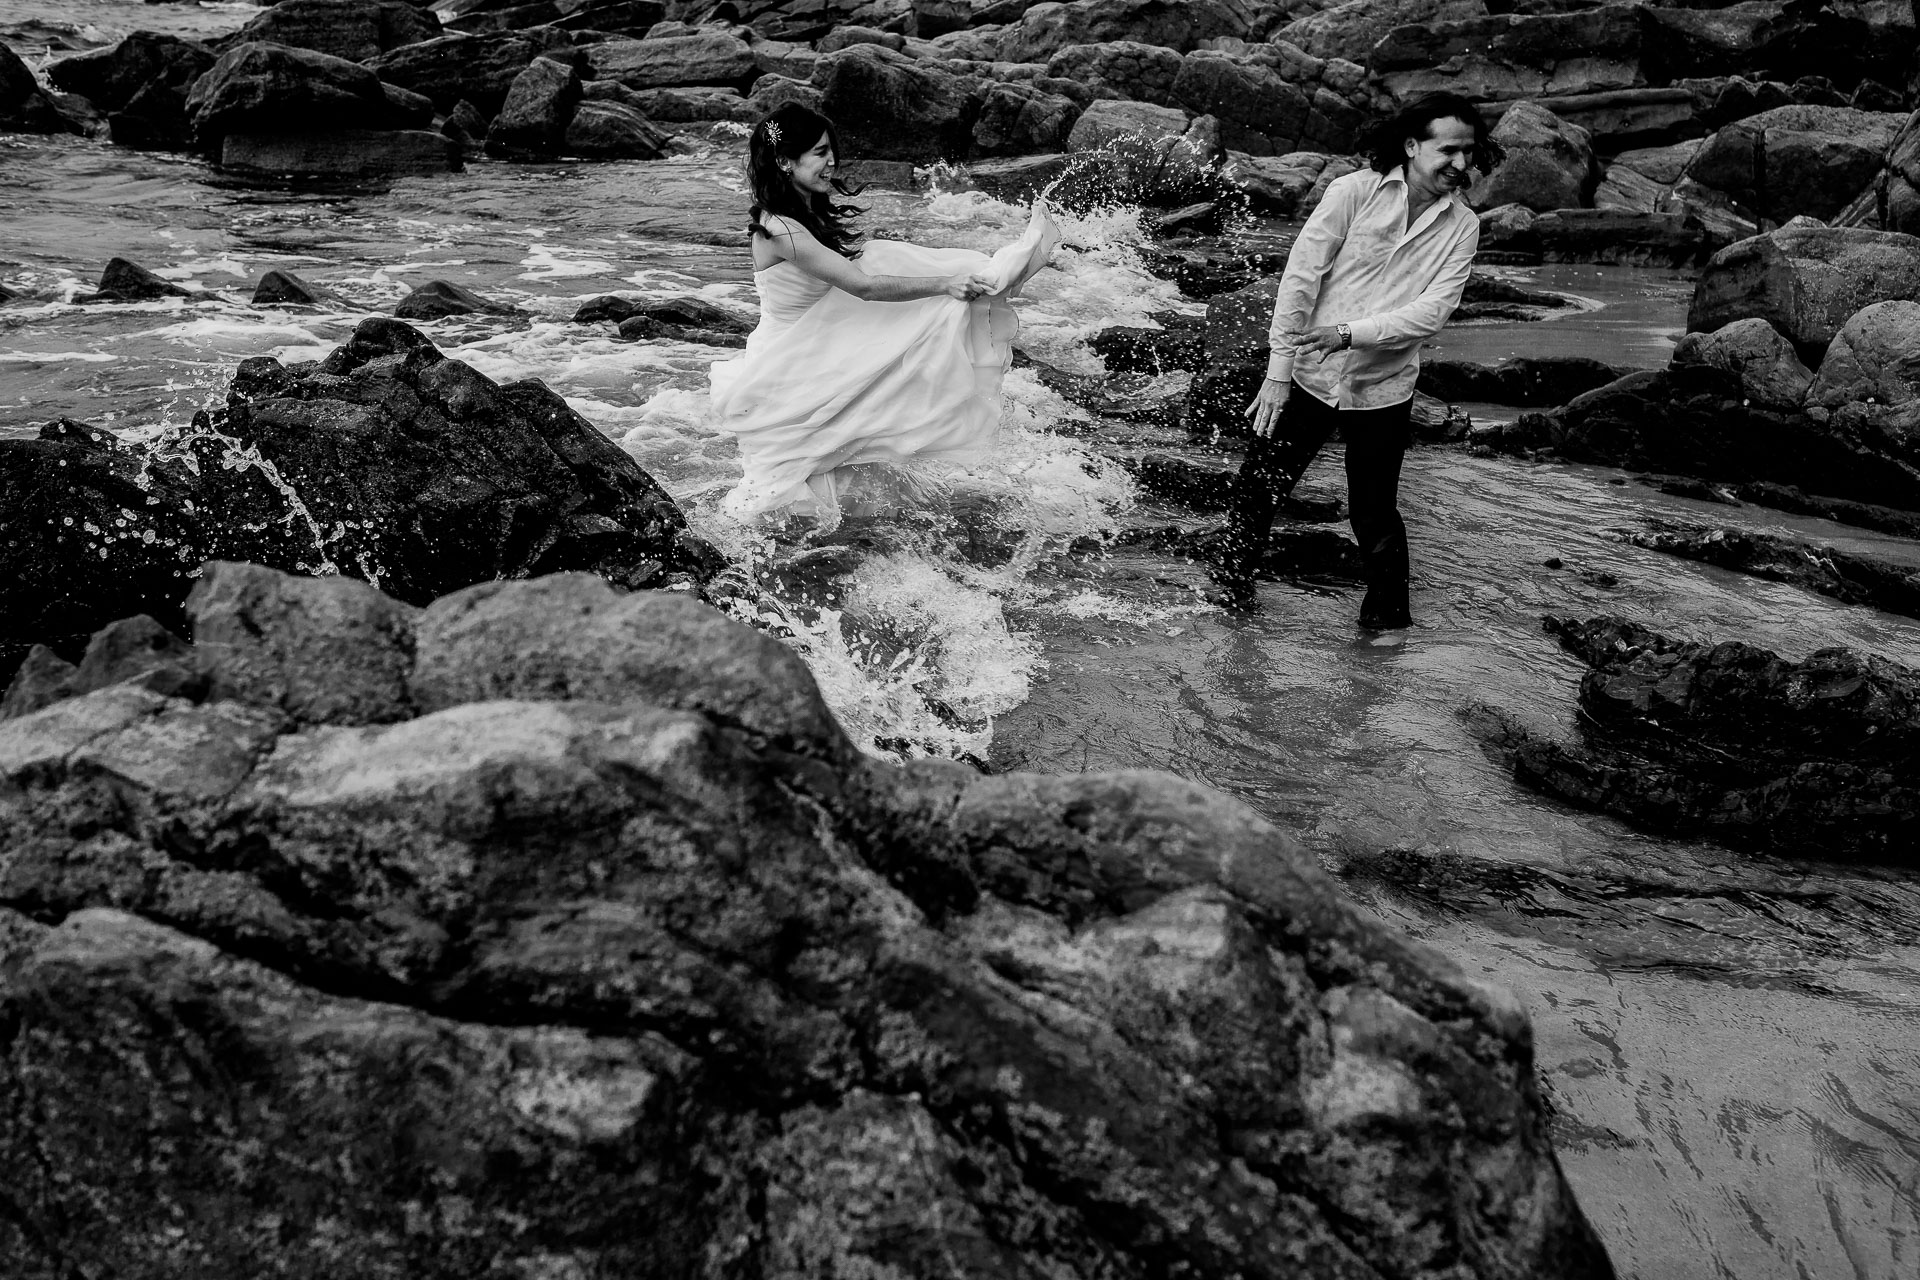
[{"left": 1210, "top": 93, "right": 1495, "bottom": 629}]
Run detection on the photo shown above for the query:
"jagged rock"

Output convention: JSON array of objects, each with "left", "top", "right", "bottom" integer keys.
[
  {"left": 222, "top": 129, "right": 459, "bottom": 178},
  {"left": 1688, "top": 224, "right": 1920, "bottom": 360},
  {"left": 1477, "top": 615, "right": 1920, "bottom": 859},
  {"left": 1670, "top": 316, "right": 1813, "bottom": 411},
  {"left": 970, "top": 81, "right": 1080, "bottom": 155},
  {"left": 0, "top": 563, "right": 1611, "bottom": 1275},
  {"left": 1, "top": 42, "right": 77, "bottom": 134},
  {"left": 564, "top": 99, "right": 672, "bottom": 158},
  {"left": 485, "top": 55, "right": 580, "bottom": 157},
  {"left": 1610, "top": 138, "right": 1704, "bottom": 186},
  {"left": 572, "top": 294, "right": 639, "bottom": 323},
  {"left": 251, "top": 269, "right": 343, "bottom": 307},
  {"left": 184, "top": 41, "right": 419, "bottom": 147},
  {"left": 581, "top": 31, "right": 759, "bottom": 91},
  {"left": 46, "top": 31, "right": 208, "bottom": 109},
  {"left": 1489, "top": 362, "right": 1920, "bottom": 510},
  {"left": 232, "top": 0, "right": 442, "bottom": 64},
  {"left": 1045, "top": 39, "right": 1182, "bottom": 104},
  {"left": 443, "top": 0, "right": 561, "bottom": 33},
  {"left": 815, "top": 43, "right": 979, "bottom": 163},
  {"left": 961, "top": 152, "right": 1072, "bottom": 202},
  {"left": 366, "top": 27, "right": 578, "bottom": 114},
  {"left": 1806, "top": 300, "right": 1920, "bottom": 409},
  {"left": 1471, "top": 100, "right": 1595, "bottom": 213},
  {"left": 1171, "top": 50, "right": 1312, "bottom": 157},
  {"left": 1088, "top": 312, "right": 1206, "bottom": 375},
  {"left": 393, "top": 279, "right": 523, "bottom": 319},
  {"left": 616, "top": 316, "right": 748, "bottom": 346},
  {"left": 1219, "top": 150, "right": 1329, "bottom": 217},
  {"left": 441, "top": 96, "right": 488, "bottom": 142},
  {"left": 1623, "top": 519, "right": 1920, "bottom": 622},
  {"left": 0, "top": 321, "right": 706, "bottom": 683},
  {"left": 1417, "top": 356, "right": 1628, "bottom": 407},
  {"left": 1684, "top": 104, "right": 1907, "bottom": 222},
  {"left": 75, "top": 257, "right": 194, "bottom": 304},
  {"left": 999, "top": 0, "right": 1259, "bottom": 64}
]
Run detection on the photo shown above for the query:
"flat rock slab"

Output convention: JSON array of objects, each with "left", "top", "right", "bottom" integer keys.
[{"left": 221, "top": 129, "right": 462, "bottom": 178}]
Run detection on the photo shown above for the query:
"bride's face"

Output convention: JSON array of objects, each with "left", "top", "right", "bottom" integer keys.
[{"left": 787, "top": 132, "right": 837, "bottom": 197}]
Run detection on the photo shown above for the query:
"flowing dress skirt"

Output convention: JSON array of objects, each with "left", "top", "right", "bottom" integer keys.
[{"left": 709, "top": 201, "right": 1061, "bottom": 521}]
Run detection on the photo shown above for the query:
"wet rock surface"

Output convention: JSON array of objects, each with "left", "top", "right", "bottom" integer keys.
[
  {"left": 1475, "top": 615, "right": 1920, "bottom": 860},
  {"left": 0, "top": 320, "right": 707, "bottom": 685},
  {"left": 0, "top": 561, "right": 1613, "bottom": 1278},
  {"left": 1621, "top": 518, "right": 1920, "bottom": 620}
]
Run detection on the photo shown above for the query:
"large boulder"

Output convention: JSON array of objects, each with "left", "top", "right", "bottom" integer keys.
[
  {"left": 970, "top": 81, "right": 1080, "bottom": 155},
  {"left": 564, "top": 98, "right": 672, "bottom": 158},
  {"left": 365, "top": 27, "right": 578, "bottom": 114},
  {"left": 0, "top": 320, "right": 707, "bottom": 683},
  {"left": 183, "top": 41, "right": 417, "bottom": 147},
  {"left": 1044, "top": 40, "right": 1182, "bottom": 105},
  {"left": 1684, "top": 104, "right": 1908, "bottom": 222},
  {"left": 1275, "top": 0, "right": 1489, "bottom": 64},
  {"left": 484, "top": 55, "right": 581, "bottom": 157},
  {"left": 1057, "top": 98, "right": 1222, "bottom": 209},
  {"left": 1219, "top": 150, "right": 1334, "bottom": 217},
  {"left": 1670, "top": 316, "right": 1814, "bottom": 410},
  {"left": 1688, "top": 224, "right": 1920, "bottom": 360},
  {"left": 1641, "top": 0, "right": 1904, "bottom": 94},
  {"left": 581, "top": 31, "right": 759, "bottom": 91},
  {"left": 814, "top": 43, "right": 980, "bottom": 164},
  {"left": 232, "top": 0, "right": 440, "bottom": 64},
  {"left": 1371, "top": 7, "right": 1648, "bottom": 108},
  {"left": 1470, "top": 100, "right": 1596, "bottom": 212},
  {"left": 222, "top": 129, "right": 459, "bottom": 178},
  {"left": 1, "top": 42, "right": 75, "bottom": 134},
  {"left": 0, "top": 561, "right": 1614, "bottom": 1277},
  {"left": 1171, "top": 51, "right": 1313, "bottom": 156},
  {"left": 999, "top": 0, "right": 1260, "bottom": 63},
  {"left": 47, "top": 32, "right": 216, "bottom": 149},
  {"left": 1807, "top": 300, "right": 1920, "bottom": 409},
  {"left": 1482, "top": 616, "right": 1920, "bottom": 858}
]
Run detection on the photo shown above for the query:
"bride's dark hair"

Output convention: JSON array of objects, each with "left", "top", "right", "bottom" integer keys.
[{"left": 748, "top": 104, "right": 866, "bottom": 260}]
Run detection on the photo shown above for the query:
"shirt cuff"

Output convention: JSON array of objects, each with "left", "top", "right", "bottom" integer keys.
[
  {"left": 1346, "top": 318, "right": 1382, "bottom": 349},
  {"left": 1265, "top": 348, "right": 1295, "bottom": 382}
]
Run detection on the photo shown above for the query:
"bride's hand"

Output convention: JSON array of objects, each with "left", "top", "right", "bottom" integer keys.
[{"left": 944, "top": 271, "right": 995, "bottom": 301}]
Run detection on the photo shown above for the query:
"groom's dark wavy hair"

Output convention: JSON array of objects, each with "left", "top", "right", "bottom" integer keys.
[
  {"left": 1361, "top": 93, "right": 1503, "bottom": 175},
  {"left": 748, "top": 104, "right": 867, "bottom": 260}
]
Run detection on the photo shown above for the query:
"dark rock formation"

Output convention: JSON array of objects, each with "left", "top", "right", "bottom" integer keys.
[
  {"left": 1089, "top": 312, "right": 1206, "bottom": 375},
  {"left": 184, "top": 41, "right": 421, "bottom": 148},
  {"left": 815, "top": 43, "right": 980, "bottom": 163},
  {"left": 75, "top": 257, "right": 195, "bottom": 303},
  {"left": 1622, "top": 518, "right": 1920, "bottom": 621},
  {"left": 252, "top": 269, "right": 343, "bottom": 307},
  {"left": 0, "top": 321, "right": 709, "bottom": 684},
  {"left": 45, "top": 30, "right": 213, "bottom": 148},
  {"left": 484, "top": 54, "right": 580, "bottom": 157},
  {"left": 971, "top": 81, "right": 1082, "bottom": 155},
  {"left": 231, "top": 0, "right": 442, "bottom": 64},
  {"left": 1469, "top": 100, "right": 1596, "bottom": 213},
  {"left": 366, "top": 27, "right": 578, "bottom": 114},
  {"left": 0, "top": 562, "right": 1613, "bottom": 1275},
  {"left": 221, "top": 129, "right": 459, "bottom": 179},
  {"left": 1476, "top": 615, "right": 1920, "bottom": 860},
  {"left": 1, "top": 42, "right": 77, "bottom": 134},
  {"left": 563, "top": 98, "right": 672, "bottom": 159},
  {"left": 1683, "top": 104, "right": 1906, "bottom": 224},
  {"left": 393, "top": 279, "right": 523, "bottom": 318},
  {"left": 581, "top": 30, "right": 759, "bottom": 91},
  {"left": 1486, "top": 363, "right": 1920, "bottom": 511},
  {"left": 1688, "top": 224, "right": 1920, "bottom": 362},
  {"left": 1418, "top": 356, "right": 1629, "bottom": 407}
]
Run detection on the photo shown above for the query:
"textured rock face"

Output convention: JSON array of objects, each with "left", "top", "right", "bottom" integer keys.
[
  {"left": 564, "top": 99, "right": 673, "bottom": 158},
  {"left": 1476, "top": 615, "right": 1920, "bottom": 860},
  {"left": 0, "top": 320, "right": 707, "bottom": 684},
  {"left": 485, "top": 55, "right": 581, "bottom": 156},
  {"left": 232, "top": 0, "right": 441, "bottom": 64},
  {"left": 582, "top": 31, "right": 759, "bottom": 91},
  {"left": 45, "top": 31, "right": 214, "bottom": 147},
  {"left": 366, "top": 27, "right": 578, "bottom": 113},
  {"left": 0, "top": 563, "right": 1614, "bottom": 1278},
  {"left": 1046, "top": 39, "right": 1183, "bottom": 104},
  {"left": 1171, "top": 51, "right": 1313, "bottom": 157},
  {"left": 1000, "top": 0, "right": 1260, "bottom": 63},
  {"left": 1687, "top": 224, "right": 1920, "bottom": 359},
  {"left": 1669, "top": 316, "right": 1813, "bottom": 411},
  {"left": 1, "top": 41, "right": 76, "bottom": 134},
  {"left": 184, "top": 41, "right": 416, "bottom": 146},
  {"left": 1684, "top": 104, "right": 1907, "bottom": 222},
  {"left": 970, "top": 81, "right": 1081, "bottom": 154},
  {"left": 1471, "top": 100, "right": 1596, "bottom": 212},
  {"left": 1806, "top": 299, "right": 1920, "bottom": 409},
  {"left": 815, "top": 43, "right": 980, "bottom": 162}
]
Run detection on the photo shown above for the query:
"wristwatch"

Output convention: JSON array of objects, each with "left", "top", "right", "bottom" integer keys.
[{"left": 1336, "top": 322, "right": 1352, "bottom": 349}]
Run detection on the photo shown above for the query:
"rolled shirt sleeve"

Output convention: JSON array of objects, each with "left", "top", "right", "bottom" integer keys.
[{"left": 1345, "top": 217, "right": 1481, "bottom": 351}]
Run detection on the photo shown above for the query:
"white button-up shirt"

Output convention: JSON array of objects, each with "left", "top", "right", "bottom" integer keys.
[{"left": 1264, "top": 165, "right": 1480, "bottom": 409}]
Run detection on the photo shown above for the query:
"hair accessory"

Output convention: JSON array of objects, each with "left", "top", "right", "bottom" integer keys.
[{"left": 765, "top": 121, "right": 782, "bottom": 146}]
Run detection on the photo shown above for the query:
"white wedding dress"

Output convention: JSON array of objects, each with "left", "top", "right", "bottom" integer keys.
[{"left": 708, "top": 201, "right": 1062, "bottom": 523}]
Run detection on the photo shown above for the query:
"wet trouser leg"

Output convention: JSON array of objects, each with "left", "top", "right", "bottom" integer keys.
[
  {"left": 1341, "top": 398, "right": 1414, "bottom": 628},
  {"left": 1215, "top": 383, "right": 1338, "bottom": 589}
]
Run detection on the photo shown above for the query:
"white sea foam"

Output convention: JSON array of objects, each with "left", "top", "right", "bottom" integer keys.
[{"left": 0, "top": 349, "right": 117, "bottom": 364}]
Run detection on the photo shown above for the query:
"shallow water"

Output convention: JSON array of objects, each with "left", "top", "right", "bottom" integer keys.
[{"left": 6, "top": 17, "right": 1920, "bottom": 1277}]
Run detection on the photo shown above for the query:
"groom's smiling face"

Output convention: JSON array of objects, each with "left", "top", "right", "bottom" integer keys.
[{"left": 790, "top": 133, "right": 837, "bottom": 195}]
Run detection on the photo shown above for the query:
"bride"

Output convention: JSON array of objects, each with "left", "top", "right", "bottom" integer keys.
[{"left": 708, "top": 103, "right": 1062, "bottom": 526}]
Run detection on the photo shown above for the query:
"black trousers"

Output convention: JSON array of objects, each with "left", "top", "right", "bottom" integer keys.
[{"left": 1216, "top": 383, "right": 1414, "bottom": 625}]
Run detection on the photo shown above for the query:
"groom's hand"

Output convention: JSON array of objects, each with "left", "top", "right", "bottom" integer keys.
[{"left": 1245, "top": 377, "right": 1290, "bottom": 437}]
